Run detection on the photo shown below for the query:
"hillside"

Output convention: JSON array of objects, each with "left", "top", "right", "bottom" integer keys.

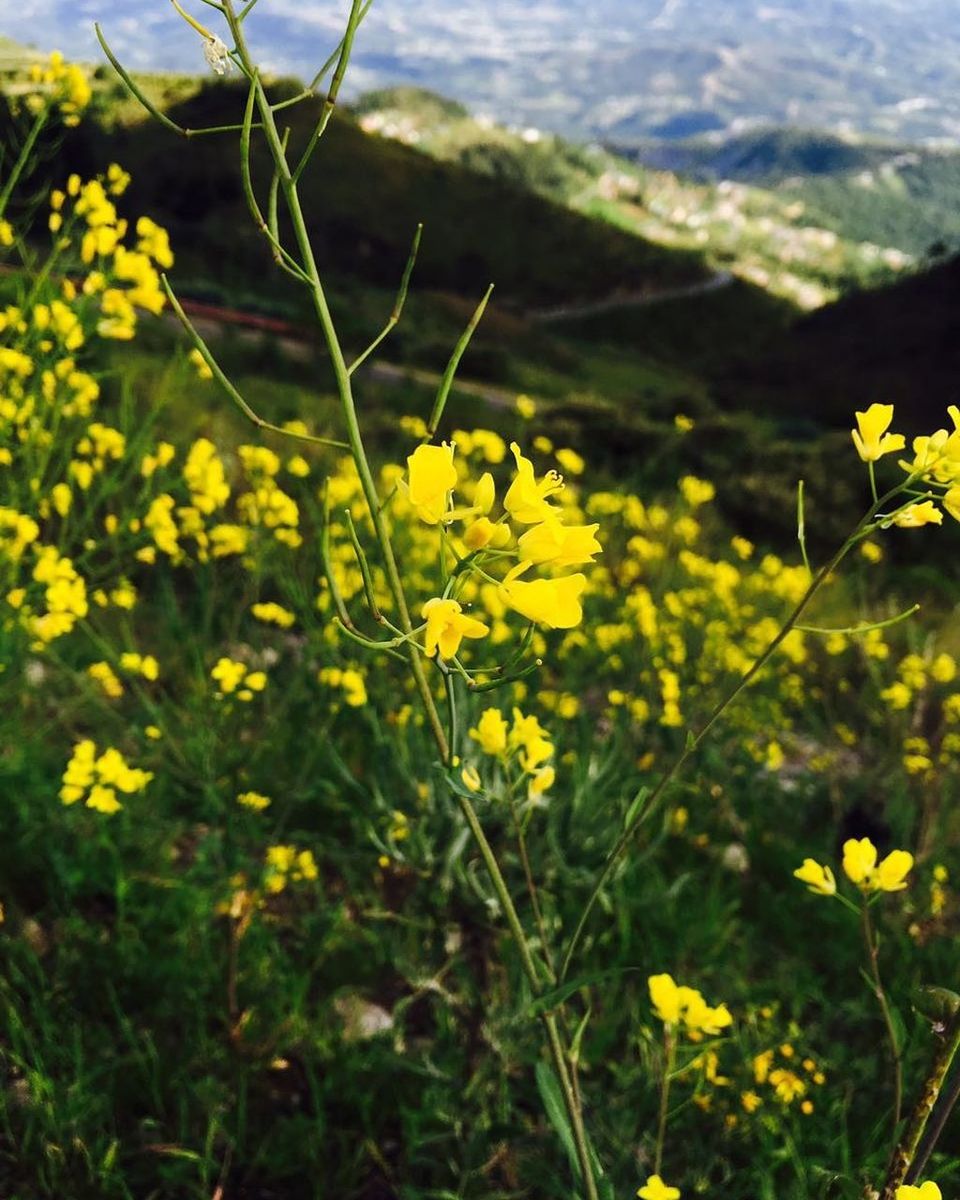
[
  {"left": 626, "top": 127, "right": 960, "bottom": 258},
  {"left": 354, "top": 88, "right": 911, "bottom": 310},
  {"left": 59, "top": 78, "right": 709, "bottom": 312},
  {"left": 728, "top": 253, "right": 960, "bottom": 433}
]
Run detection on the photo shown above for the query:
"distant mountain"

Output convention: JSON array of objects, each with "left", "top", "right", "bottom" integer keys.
[
  {"left": 623, "top": 128, "right": 960, "bottom": 257},
  {"left": 6, "top": 0, "right": 960, "bottom": 143}
]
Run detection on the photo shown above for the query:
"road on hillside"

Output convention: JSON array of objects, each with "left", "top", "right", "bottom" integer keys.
[{"left": 525, "top": 270, "right": 735, "bottom": 324}]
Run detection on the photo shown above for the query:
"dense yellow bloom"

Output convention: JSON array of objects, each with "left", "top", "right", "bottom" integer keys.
[
  {"left": 503, "top": 443, "right": 564, "bottom": 524},
  {"left": 184, "top": 438, "right": 229, "bottom": 514},
  {"left": 851, "top": 404, "right": 905, "bottom": 462},
  {"left": 498, "top": 564, "right": 586, "bottom": 629},
  {"left": 264, "top": 845, "right": 319, "bottom": 893},
  {"left": 637, "top": 1177, "right": 680, "bottom": 1200},
  {"left": 405, "top": 442, "right": 457, "bottom": 525},
  {"left": 469, "top": 708, "right": 509, "bottom": 756},
  {"left": 318, "top": 666, "right": 368, "bottom": 707},
  {"left": 88, "top": 661, "right": 124, "bottom": 698},
  {"left": 60, "top": 740, "right": 152, "bottom": 813},
  {"left": 679, "top": 475, "right": 715, "bottom": 507},
  {"left": 211, "top": 657, "right": 248, "bottom": 695},
  {"left": 251, "top": 602, "right": 296, "bottom": 628},
  {"left": 793, "top": 858, "right": 837, "bottom": 896},
  {"left": 422, "top": 598, "right": 489, "bottom": 660},
  {"left": 768, "top": 1068, "right": 806, "bottom": 1103}
]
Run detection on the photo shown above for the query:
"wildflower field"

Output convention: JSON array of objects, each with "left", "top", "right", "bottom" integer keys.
[{"left": 2, "top": 9, "right": 960, "bottom": 1200}]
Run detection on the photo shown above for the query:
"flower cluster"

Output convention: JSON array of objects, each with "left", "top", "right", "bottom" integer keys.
[
  {"left": 402, "top": 438, "right": 601, "bottom": 657},
  {"left": 211, "top": 658, "right": 267, "bottom": 701},
  {"left": 60, "top": 740, "right": 153, "bottom": 814},
  {"left": 794, "top": 837, "right": 914, "bottom": 897},
  {"left": 648, "top": 973, "right": 733, "bottom": 1039},
  {"left": 462, "top": 706, "right": 556, "bottom": 797},
  {"left": 853, "top": 403, "right": 960, "bottom": 528},
  {"left": 26, "top": 51, "right": 91, "bottom": 125},
  {"left": 263, "top": 844, "right": 319, "bottom": 894}
]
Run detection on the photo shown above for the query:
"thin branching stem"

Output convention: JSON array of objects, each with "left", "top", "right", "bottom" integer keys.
[
  {"left": 862, "top": 901, "right": 903, "bottom": 1132},
  {"left": 349, "top": 224, "right": 423, "bottom": 375},
  {"left": 427, "top": 285, "right": 494, "bottom": 436},
  {"left": 559, "top": 478, "right": 913, "bottom": 982}
]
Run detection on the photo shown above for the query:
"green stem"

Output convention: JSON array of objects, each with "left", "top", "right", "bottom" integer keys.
[
  {"left": 862, "top": 902, "right": 903, "bottom": 1133},
  {"left": 454, "top": 786, "right": 598, "bottom": 1200},
  {"left": 224, "top": 5, "right": 449, "bottom": 761},
  {"left": 559, "top": 480, "right": 908, "bottom": 982},
  {"left": 654, "top": 1028, "right": 676, "bottom": 1176},
  {"left": 508, "top": 789, "right": 556, "bottom": 981},
  {"left": 0, "top": 105, "right": 49, "bottom": 220}
]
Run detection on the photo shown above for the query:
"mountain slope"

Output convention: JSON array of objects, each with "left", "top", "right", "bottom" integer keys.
[
  {"left": 626, "top": 127, "right": 960, "bottom": 257},
  {"left": 65, "top": 79, "right": 709, "bottom": 311},
  {"left": 727, "top": 254, "right": 960, "bottom": 433}
]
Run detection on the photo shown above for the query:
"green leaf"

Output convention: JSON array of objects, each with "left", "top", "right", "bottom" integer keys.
[
  {"left": 535, "top": 1061, "right": 580, "bottom": 1179},
  {"left": 528, "top": 967, "right": 641, "bottom": 1017},
  {"left": 623, "top": 787, "right": 650, "bottom": 830}
]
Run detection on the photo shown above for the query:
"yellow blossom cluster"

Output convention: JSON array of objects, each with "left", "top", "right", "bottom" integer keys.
[
  {"left": 211, "top": 657, "right": 267, "bottom": 701},
  {"left": 853, "top": 403, "right": 960, "bottom": 527},
  {"left": 463, "top": 706, "right": 556, "bottom": 797},
  {"left": 318, "top": 666, "right": 368, "bottom": 707},
  {"left": 648, "top": 973, "right": 733, "bottom": 1038},
  {"left": 399, "top": 437, "right": 600, "bottom": 652},
  {"left": 60, "top": 740, "right": 153, "bottom": 814},
  {"left": 26, "top": 51, "right": 91, "bottom": 125},
  {"left": 264, "top": 844, "right": 319, "bottom": 894},
  {"left": 794, "top": 837, "right": 913, "bottom": 897}
]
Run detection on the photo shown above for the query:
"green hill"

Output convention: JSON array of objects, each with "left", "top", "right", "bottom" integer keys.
[
  {"left": 57, "top": 78, "right": 708, "bottom": 313},
  {"left": 627, "top": 127, "right": 960, "bottom": 258},
  {"left": 353, "top": 88, "right": 913, "bottom": 310}
]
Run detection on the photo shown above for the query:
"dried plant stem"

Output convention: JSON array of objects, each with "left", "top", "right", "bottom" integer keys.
[{"left": 880, "top": 1009, "right": 960, "bottom": 1198}]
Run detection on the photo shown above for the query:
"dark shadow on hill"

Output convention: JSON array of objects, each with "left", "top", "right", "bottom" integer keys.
[{"left": 724, "top": 255, "right": 960, "bottom": 435}]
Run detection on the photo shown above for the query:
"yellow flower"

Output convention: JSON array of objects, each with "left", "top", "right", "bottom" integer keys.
[
  {"left": 793, "top": 858, "right": 837, "bottom": 896},
  {"left": 517, "top": 518, "right": 601, "bottom": 568},
  {"left": 851, "top": 404, "right": 905, "bottom": 462},
  {"left": 463, "top": 517, "right": 509, "bottom": 551},
  {"left": 842, "top": 838, "right": 914, "bottom": 892},
  {"left": 251, "top": 601, "right": 296, "bottom": 628},
  {"left": 469, "top": 708, "right": 509, "bottom": 756},
  {"left": 405, "top": 443, "right": 457, "bottom": 525},
  {"left": 897, "top": 1183, "right": 942, "bottom": 1200},
  {"left": 503, "top": 443, "right": 564, "bottom": 524},
  {"left": 893, "top": 501, "right": 943, "bottom": 528},
  {"left": 649, "top": 973, "right": 682, "bottom": 1024},
  {"left": 238, "top": 791, "right": 271, "bottom": 810},
  {"left": 461, "top": 764, "right": 482, "bottom": 793},
  {"left": 498, "top": 563, "right": 586, "bottom": 629},
  {"left": 875, "top": 849, "right": 914, "bottom": 892},
  {"left": 422, "top": 597, "right": 489, "bottom": 660},
  {"left": 529, "top": 765, "right": 555, "bottom": 795},
  {"left": 637, "top": 1176, "right": 680, "bottom": 1200},
  {"left": 842, "top": 837, "right": 877, "bottom": 887}
]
